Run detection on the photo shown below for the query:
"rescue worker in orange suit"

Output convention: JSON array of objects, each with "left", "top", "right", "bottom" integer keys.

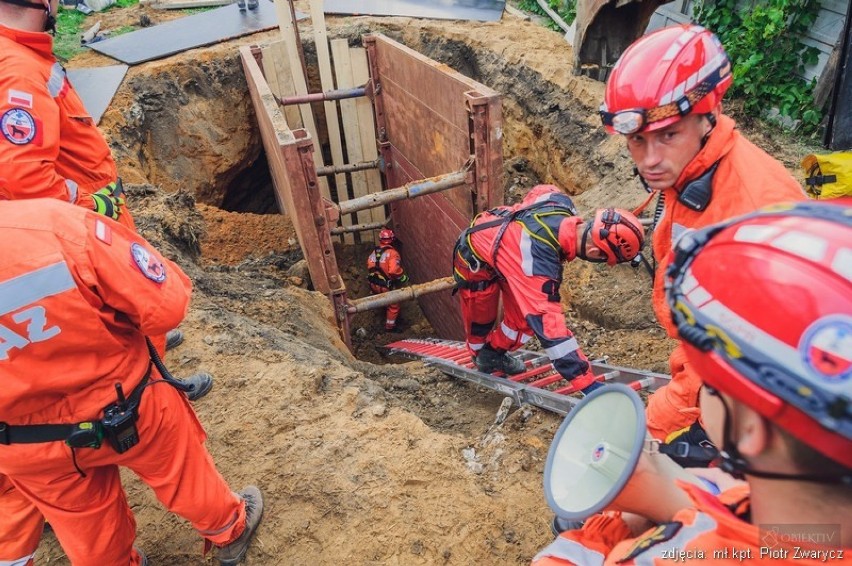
[
  {"left": 0, "top": 198, "right": 264, "bottom": 566},
  {"left": 599, "top": 24, "right": 806, "bottom": 456},
  {"left": 0, "top": 0, "right": 202, "bottom": 378},
  {"left": 532, "top": 200, "right": 851, "bottom": 565},
  {"left": 452, "top": 185, "right": 645, "bottom": 396},
  {"left": 367, "top": 228, "right": 409, "bottom": 331}
]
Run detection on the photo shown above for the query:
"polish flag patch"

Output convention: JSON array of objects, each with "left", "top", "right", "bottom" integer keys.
[
  {"left": 95, "top": 219, "right": 112, "bottom": 244},
  {"left": 8, "top": 89, "right": 33, "bottom": 109}
]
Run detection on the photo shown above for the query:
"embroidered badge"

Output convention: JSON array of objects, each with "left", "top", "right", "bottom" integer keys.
[
  {"left": 617, "top": 522, "right": 682, "bottom": 562},
  {"left": 800, "top": 315, "right": 852, "bottom": 383},
  {"left": 7, "top": 89, "right": 33, "bottom": 109},
  {"left": 131, "top": 242, "right": 166, "bottom": 283},
  {"left": 1, "top": 108, "right": 36, "bottom": 145}
]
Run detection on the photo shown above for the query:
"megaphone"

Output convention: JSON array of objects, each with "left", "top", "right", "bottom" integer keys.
[{"left": 544, "top": 384, "right": 709, "bottom": 525}]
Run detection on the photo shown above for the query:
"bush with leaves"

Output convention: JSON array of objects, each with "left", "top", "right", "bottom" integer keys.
[
  {"left": 693, "top": 0, "right": 823, "bottom": 132},
  {"left": 517, "top": 0, "right": 576, "bottom": 29}
]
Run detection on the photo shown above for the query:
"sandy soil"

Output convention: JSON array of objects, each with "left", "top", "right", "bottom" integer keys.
[{"left": 35, "top": 4, "right": 816, "bottom": 564}]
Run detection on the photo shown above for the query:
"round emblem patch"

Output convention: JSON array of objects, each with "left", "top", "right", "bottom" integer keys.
[
  {"left": 1, "top": 108, "right": 36, "bottom": 145},
  {"left": 131, "top": 243, "right": 167, "bottom": 283},
  {"left": 800, "top": 315, "right": 852, "bottom": 383}
]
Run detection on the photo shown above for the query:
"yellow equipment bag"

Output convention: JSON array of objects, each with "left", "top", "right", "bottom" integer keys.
[{"left": 801, "top": 152, "right": 852, "bottom": 199}]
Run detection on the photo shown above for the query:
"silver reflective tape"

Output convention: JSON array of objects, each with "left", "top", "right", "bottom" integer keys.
[
  {"left": 0, "top": 261, "right": 75, "bottom": 316},
  {"left": 544, "top": 337, "right": 579, "bottom": 360}
]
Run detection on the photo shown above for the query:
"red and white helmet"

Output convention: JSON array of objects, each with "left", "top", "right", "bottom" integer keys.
[
  {"left": 584, "top": 208, "right": 645, "bottom": 265},
  {"left": 378, "top": 228, "right": 395, "bottom": 246},
  {"left": 600, "top": 24, "right": 732, "bottom": 135},
  {"left": 666, "top": 201, "right": 852, "bottom": 469}
]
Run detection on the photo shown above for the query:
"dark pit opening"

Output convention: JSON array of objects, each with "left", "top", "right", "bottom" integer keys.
[{"left": 220, "top": 152, "right": 278, "bottom": 214}]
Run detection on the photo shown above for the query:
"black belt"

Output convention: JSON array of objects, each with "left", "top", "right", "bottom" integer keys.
[{"left": 0, "top": 371, "right": 150, "bottom": 446}]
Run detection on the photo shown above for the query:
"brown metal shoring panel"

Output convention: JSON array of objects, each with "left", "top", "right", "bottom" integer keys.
[{"left": 364, "top": 37, "right": 396, "bottom": 191}]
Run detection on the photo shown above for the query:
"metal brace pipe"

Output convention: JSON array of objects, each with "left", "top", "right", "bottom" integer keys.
[
  {"left": 330, "top": 221, "right": 386, "bottom": 235},
  {"left": 337, "top": 165, "right": 471, "bottom": 216},
  {"left": 346, "top": 277, "right": 456, "bottom": 314},
  {"left": 317, "top": 158, "right": 381, "bottom": 177},
  {"left": 277, "top": 85, "right": 367, "bottom": 106}
]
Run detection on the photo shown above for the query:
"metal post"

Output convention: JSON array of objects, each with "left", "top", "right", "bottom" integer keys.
[
  {"left": 330, "top": 221, "right": 386, "bottom": 235},
  {"left": 337, "top": 169, "right": 470, "bottom": 216},
  {"left": 317, "top": 158, "right": 381, "bottom": 177},
  {"left": 278, "top": 86, "right": 367, "bottom": 106},
  {"left": 346, "top": 277, "right": 457, "bottom": 314}
]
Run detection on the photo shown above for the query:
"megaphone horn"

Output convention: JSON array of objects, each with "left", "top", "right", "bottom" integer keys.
[{"left": 543, "top": 384, "right": 706, "bottom": 525}]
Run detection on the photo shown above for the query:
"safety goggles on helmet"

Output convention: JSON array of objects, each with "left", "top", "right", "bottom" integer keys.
[
  {"left": 666, "top": 201, "right": 852, "bottom": 467},
  {"left": 600, "top": 57, "right": 732, "bottom": 135}
]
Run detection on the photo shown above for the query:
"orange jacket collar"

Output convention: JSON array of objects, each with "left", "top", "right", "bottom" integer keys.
[
  {"left": 0, "top": 22, "right": 54, "bottom": 58},
  {"left": 672, "top": 114, "right": 738, "bottom": 191}
]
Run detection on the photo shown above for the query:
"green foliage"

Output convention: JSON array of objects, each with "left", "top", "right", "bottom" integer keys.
[
  {"left": 517, "top": 0, "right": 576, "bottom": 29},
  {"left": 693, "top": 0, "right": 824, "bottom": 133}
]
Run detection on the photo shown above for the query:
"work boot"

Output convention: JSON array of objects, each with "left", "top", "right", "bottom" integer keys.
[
  {"left": 217, "top": 486, "right": 264, "bottom": 565},
  {"left": 551, "top": 516, "right": 584, "bottom": 537},
  {"left": 580, "top": 380, "right": 604, "bottom": 396},
  {"left": 183, "top": 372, "right": 214, "bottom": 401},
  {"left": 475, "top": 345, "right": 526, "bottom": 375},
  {"left": 165, "top": 329, "right": 184, "bottom": 351},
  {"left": 236, "top": 0, "right": 246, "bottom": 11},
  {"left": 247, "top": 0, "right": 258, "bottom": 9}
]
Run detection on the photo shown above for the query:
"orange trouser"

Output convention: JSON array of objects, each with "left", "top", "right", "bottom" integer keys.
[
  {"left": 369, "top": 283, "right": 400, "bottom": 328},
  {"left": 0, "top": 474, "right": 42, "bottom": 566},
  {"left": 645, "top": 344, "right": 703, "bottom": 441},
  {"left": 0, "top": 378, "right": 244, "bottom": 566}
]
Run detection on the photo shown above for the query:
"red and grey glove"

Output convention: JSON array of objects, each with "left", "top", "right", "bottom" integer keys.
[{"left": 90, "top": 182, "right": 124, "bottom": 220}]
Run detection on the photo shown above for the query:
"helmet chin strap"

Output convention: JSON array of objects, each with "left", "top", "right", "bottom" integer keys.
[
  {"left": 576, "top": 222, "right": 606, "bottom": 263},
  {"left": 710, "top": 387, "right": 851, "bottom": 485},
  {"left": 3, "top": 0, "right": 56, "bottom": 33}
]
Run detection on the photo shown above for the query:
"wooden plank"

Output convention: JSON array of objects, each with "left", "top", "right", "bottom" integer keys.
[
  {"left": 331, "top": 39, "right": 373, "bottom": 240},
  {"left": 351, "top": 47, "right": 385, "bottom": 234},
  {"left": 271, "top": 41, "right": 303, "bottom": 128},
  {"left": 309, "top": 0, "right": 350, "bottom": 241},
  {"left": 273, "top": 0, "right": 329, "bottom": 199}
]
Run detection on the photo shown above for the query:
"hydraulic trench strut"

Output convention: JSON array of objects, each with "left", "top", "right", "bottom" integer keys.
[{"left": 382, "top": 338, "right": 671, "bottom": 416}]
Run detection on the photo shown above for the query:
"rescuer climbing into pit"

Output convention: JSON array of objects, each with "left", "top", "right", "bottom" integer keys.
[
  {"left": 367, "top": 228, "right": 409, "bottom": 331},
  {"left": 452, "top": 184, "right": 645, "bottom": 395}
]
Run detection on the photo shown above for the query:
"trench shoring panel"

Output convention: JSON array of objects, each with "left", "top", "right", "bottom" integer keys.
[{"left": 368, "top": 34, "right": 503, "bottom": 339}]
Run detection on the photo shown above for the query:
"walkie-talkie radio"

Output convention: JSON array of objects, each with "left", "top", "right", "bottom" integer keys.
[{"left": 102, "top": 383, "right": 140, "bottom": 454}]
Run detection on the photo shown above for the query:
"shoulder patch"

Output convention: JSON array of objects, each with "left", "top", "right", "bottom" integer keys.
[
  {"left": 1, "top": 108, "right": 36, "bottom": 145},
  {"left": 8, "top": 89, "right": 33, "bottom": 109},
  {"left": 95, "top": 219, "right": 112, "bottom": 244},
  {"left": 131, "top": 242, "right": 166, "bottom": 283},
  {"left": 617, "top": 522, "right": 682, "bottom": 563}
]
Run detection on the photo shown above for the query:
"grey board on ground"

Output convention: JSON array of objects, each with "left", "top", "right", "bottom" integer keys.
[
  {"left": 66, "top": 65, "right": 128, "bottom": 124},
  {"left": 324, "top": 0, "right": 505, "bottom": 21},
  {"left": 88, "top": 1, "right": 306, "bottom": 65}
]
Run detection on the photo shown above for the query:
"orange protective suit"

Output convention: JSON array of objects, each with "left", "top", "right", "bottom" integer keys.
[
  {"left": 645, "top": 115, "right": 806, "bottom": 439},
  {"left": 0, "top": 24, "right": 134, "bottom": 230},
  {"left": 0, "top": 199, "right": 244, "bottom": 566},
  {"left": 532, "top": 483, "right": 845, "bottom": 565},
  {"left": 367, "top": 244, "right": 406, "bottom": 330}
]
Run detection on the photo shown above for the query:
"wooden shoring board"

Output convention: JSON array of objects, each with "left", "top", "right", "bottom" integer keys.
[
  {"left": 261, "top": 41, "right": 303, "bottom": 129},
  {"left": 308, "top": 0, "right": 349, "bottom": 242},
  {"left": 240, "top": 46, "right": 343, "bottom": 297},
  {"left": 351, "top": 47, "right": 385, "bottom": 239},
  {"left": 273, "top": 0, "right": 330, "bottom": 200},
  {"left": 368, "top": 33, "right": 503, "bottom": 339},
  {"left": 331, "top": 39, "right": 373, "bottom": 241}
]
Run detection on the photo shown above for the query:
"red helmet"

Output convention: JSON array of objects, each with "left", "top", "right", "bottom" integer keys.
[
  {"left": 379, "top": 228, "right": 395, "bottom": 245},
  {"left": 585, "top": 208, "right": 645, "bottom": 265},
  {"left": 666, "top": 201, "right": 852, "bottom": 468},
  {"left": 600, "top": 24, "right": 732, "bottom": 135}
]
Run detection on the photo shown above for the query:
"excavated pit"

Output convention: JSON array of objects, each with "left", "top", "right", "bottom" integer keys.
[{"left": 31, "top": 8, "right": 741, "bottom": 565}]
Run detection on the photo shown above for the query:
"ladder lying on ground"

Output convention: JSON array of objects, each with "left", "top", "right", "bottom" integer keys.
[{"left": 383, "top": 338, "right": 670, "bottom": 416}]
